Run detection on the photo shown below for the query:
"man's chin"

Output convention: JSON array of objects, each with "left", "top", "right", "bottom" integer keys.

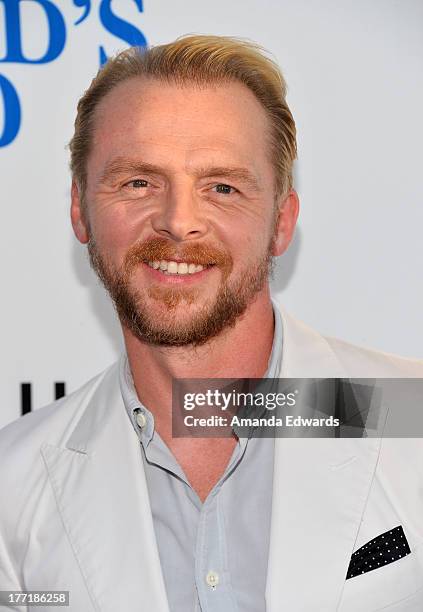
[
  {"left": 119, "top": 296, "right": 218, "bottom": 347},
  {"left": 123, "top": 316, "right": 213, "bottom": 348},
  {"left": 146, "top": 285, "right": 201, "bottom": 312},
  {"left": 140, "top": 303, "right": 206, "bottom": 332}
]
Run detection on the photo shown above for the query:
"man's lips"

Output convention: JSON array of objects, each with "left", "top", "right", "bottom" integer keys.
[
  {"left": 142, "top": 262, "right": 215, "bottom": 284},
  {"left": 148, "top": 255, "right": 205, "bottom": 264}
]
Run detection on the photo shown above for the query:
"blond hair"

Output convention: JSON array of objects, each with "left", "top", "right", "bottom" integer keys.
[{"left": 69, "top": 34, "right": 297, "bottom": 198}]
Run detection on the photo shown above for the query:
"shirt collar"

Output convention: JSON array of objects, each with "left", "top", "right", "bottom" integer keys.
[
  {"left": 120, "top": 300, "right": 284, "bottom": 446},
  {"left": 119, "top": 355, "right": 155, "bottom": 446}
]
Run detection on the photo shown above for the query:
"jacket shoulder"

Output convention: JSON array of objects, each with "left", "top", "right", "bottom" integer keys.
[
  {"left": 0, "top": 362, "right": 118, "bottom": 471},
  {"left": 274, "top": 300, "right": 422, "bottom": 378},
  {"left": 325, "top": 336, "right": 423, "bottom": 377}
]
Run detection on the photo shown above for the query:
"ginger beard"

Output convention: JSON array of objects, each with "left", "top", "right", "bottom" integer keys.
[{"left": 87, "top": 215, "right": 278, "bottom": 347}]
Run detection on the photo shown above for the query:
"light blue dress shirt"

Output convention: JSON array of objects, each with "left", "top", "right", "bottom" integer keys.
[{"left": 120, "top": 302, "right": 283, "bottom": 611}]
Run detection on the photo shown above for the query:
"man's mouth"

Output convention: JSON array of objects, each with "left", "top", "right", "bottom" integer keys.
[{"left": 147, "top": 260, "right": 213, "bottom": 276}]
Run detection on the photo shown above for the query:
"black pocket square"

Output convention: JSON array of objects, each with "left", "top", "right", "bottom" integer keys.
[{"left": 346, "top": 525, "right": 411, "bottom": 579}]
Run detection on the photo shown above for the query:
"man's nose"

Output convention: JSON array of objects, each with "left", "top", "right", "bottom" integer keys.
[{"left": 151, "top": 187, "right": 209, "bottom": 242}]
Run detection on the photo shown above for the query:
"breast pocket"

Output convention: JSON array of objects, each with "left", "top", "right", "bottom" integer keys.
[{"left": 338, "top": 547, "right": 423, "bottom": 612}]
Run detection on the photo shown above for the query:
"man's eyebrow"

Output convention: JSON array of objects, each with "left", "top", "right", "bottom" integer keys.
[
  {"left": 100, "top": 157, "right": 262, "bottom": 191},
  {"left": 99, "top": 159, "right": 164, "bottom": 183},
  {"left": 193, "top": 166, "right": 262, "bottom": 191}
]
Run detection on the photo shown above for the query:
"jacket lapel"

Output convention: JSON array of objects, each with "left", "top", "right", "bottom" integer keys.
[
  {"left": 41, "top": 364, "right": 170, "bottom": 612},
  {"left": 266, "top": 304, "right": 381, "bottom": 610}
]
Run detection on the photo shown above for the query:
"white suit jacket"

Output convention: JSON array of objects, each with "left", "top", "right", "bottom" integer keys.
[{"left": 1, "top": 304, "right": 423, "bottom": 611}]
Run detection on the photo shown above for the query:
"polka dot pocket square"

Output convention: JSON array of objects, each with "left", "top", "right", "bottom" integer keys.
[{"left": 346, "top": 525, "right": 411, "bottom": 579}]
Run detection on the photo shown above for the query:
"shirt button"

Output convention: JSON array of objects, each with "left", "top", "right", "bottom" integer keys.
[
  {"left": 206, "top": 571, "right": 219, "bottom": 588},
  {"left": 135, "top": 411, "right": 147, "bottom": 429}
]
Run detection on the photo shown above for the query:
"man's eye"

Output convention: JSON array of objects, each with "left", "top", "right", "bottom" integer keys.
[
  {"left": 125, "top": 179, "right": 149, "bottom": 189},
  {"left": 212, "top": 183, "right": 236, "bottom": 195}
]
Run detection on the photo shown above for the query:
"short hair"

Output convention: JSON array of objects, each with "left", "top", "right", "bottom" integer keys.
[{"left": 69, "top": 34, "right": 297, "bottom": 201}]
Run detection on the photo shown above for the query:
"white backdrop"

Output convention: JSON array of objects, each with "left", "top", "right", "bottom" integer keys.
[{"left": 1, "top": 0, "right": 422, "bottom": 427}]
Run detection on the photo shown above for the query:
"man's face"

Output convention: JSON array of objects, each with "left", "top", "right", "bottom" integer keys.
[{"left": 71, "top": 77, "right": 297, "bottom": 346}]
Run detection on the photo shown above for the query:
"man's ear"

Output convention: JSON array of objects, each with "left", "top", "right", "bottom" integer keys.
[
  {"left": 271, "top": 189, "right": 299, "bottom": 256},
  {"left": 71, "top": 180, "right": 89, "bottom": 244}
]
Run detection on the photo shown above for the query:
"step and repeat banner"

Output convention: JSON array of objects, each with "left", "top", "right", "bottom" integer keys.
[{"left": 1, "top": 0, "right": 422, "bottom": 427}]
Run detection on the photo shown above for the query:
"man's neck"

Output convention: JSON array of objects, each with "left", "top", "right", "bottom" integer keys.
[{"left": 123, "top": 290, "right": 275, "bottom": 442}]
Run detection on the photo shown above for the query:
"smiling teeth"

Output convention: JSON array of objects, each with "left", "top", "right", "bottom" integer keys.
[{"left": 148, "top": 260, "right": 205, "bottom": 274}]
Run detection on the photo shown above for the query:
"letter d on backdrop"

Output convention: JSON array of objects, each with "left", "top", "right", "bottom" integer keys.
[{"left": 0, "top": 0, "right": 66, "bottom": 64}]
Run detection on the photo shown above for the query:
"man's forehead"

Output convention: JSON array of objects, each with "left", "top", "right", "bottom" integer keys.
[
  {"left": 89, "top": 77, "right": 272, "bottom": 181},
  {"left": 92, "top": 76, "right": 270, "bottom": 145},
  {"left": 95, "top": 74, "right": 264, "bottom": 111}
]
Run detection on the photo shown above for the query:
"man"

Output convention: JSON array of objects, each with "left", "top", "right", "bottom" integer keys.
[{"left": 0, "top": 35, "right": 422, "bottom": 612}]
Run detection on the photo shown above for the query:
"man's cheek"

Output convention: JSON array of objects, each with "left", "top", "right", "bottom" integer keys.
[{"left": 91, "top": 220, "right": 135, "bottom": 255}]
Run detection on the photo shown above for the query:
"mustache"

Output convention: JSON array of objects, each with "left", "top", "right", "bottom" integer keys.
[{"left": 123, "top": 237, "right": 233, "bottom": 272}]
